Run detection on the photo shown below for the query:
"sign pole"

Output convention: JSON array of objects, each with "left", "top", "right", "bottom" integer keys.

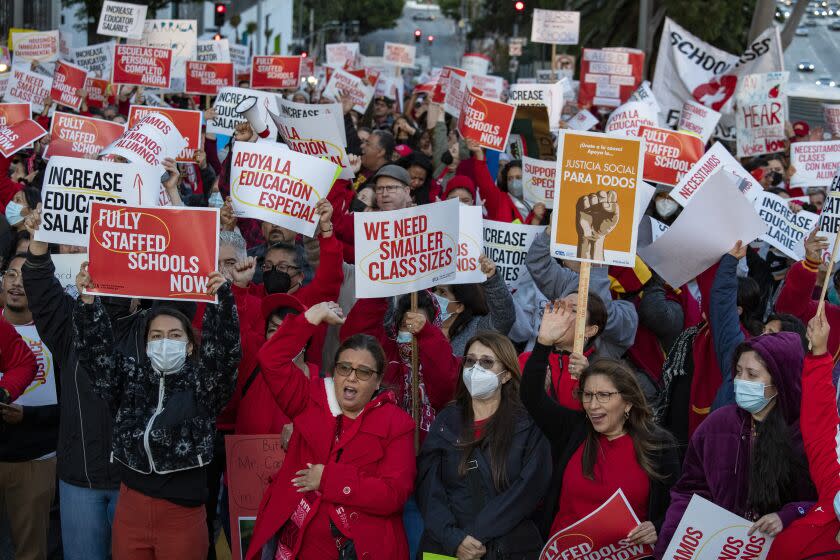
[
  {"left": 410, "top": 291, "right": 420, "bottom": 452},
  {"left": 818, "top": 227, "right": 840, "bottom": 316},
  {"left": 572, "top": 261, "right": 591, "bottom": 362},
  {"left": 550, "top": 44, "right": 557, "bottom": 81}
]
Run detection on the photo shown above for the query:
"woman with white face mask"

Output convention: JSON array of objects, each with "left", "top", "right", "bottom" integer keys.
[
  {"left": 417, "top": 332, "right": 551, "bottom": 560},
  {"left": 73, "top": 265, "right": 241, "bottom": 560}
]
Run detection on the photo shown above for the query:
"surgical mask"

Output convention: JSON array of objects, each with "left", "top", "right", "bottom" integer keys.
[
  {"left": 432, "top": 291, "right": 454, "bottom": 323},
  {"left": 655, "top": 198, "right": 678, "bottom": 218},
  {"left": 147, "top": 339, "right": 188, "bottom": 374},
  {"left": 463, "top": 365, "right": 500, "bottom": 399},
  {"left": 396, "top": 330, "right": 412, "bottom": 344},
  {"left": 208, "top": 192, "right": 224, "bottom": 208},
  {"left": 734, "top": 379, "right": 775, "bottom": 414},
  {"left": 5, "top": 201, "right": 24, "bottom": 226},
  {"left": 508, "top": 178, "right": 523, "bottom": 198},
  {"left": 263, "top": 269, "right": 292, "bottom": 294}
]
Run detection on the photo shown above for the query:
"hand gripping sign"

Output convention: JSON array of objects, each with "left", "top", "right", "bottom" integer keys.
[{"left": 127, "top": 105, "right": 201, "bottom": 163}]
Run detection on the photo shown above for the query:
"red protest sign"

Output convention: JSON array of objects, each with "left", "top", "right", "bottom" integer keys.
[
  {"left": 578, "top": 48, "right": 644, "bottom": 109},
  {"left": 127, "top": 105, "right": 201, "bottom": 163},
  {"left": 0, "top": 119, "right": 47, "bottom": 157},
  {"left": 457, "top": 89, "right": 515, "bottom": 152},
  {"left": 0, "top": 103, "right": 31, "bottom": 126},
  {"left": 186, "top": 61, "right": 234, "bottom": 95},
  {"left": 112, "top": 44, "right": 172, "bottom": 89},
  {"left": 250, "top": 56, "right": 302, "bottom": 90},
  {"left": 46, "top": 113, "right": 125, "bottom": 160},
  {"left": 86, "top": 202, "right": 219, "bottom": 303},
  {"left": 51, "top": 60, "right": 88, "bottom": 110},
  {"left": 638, "top": 126, "right": 705, "bottom": 187},
  {"left": 84, "top": 77, "right": 114, "bottom": 109}
]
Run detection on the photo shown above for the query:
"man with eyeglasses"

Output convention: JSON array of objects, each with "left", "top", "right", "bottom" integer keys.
[
  {"left": 372, "top": 164, "right": 414, "bottom": 212},
  {"left": 360, "top": 130, "right": 396, "bottom": 181}
]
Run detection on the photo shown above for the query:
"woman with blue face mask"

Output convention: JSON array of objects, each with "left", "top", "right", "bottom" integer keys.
[{"left": 4, "top": 190, "right": 32, "bottom": 231}]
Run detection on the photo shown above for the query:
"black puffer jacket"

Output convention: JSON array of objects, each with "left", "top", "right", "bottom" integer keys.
[{"left": 72, "top": 283, "right": 240, "bottom": 475}]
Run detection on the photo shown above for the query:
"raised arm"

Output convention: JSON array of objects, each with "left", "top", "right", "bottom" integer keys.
[
  {"left": 525, "top": 231, "right": 579, "bottom": 300},
  {"left": 711, "top": 248, "right": 747, "bottom": 409},
  {"left": 472, "top": 258, "right": 515, "bottom": 336},
  {"left": 195, "top": 279, "right": 241, "bottom": 415},
  {"left": 72, "top": 291, "right": 124, "bottom": 411}
]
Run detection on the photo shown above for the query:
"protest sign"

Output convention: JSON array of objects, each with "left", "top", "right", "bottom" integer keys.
[
  {"left": 0, "top": 119, "right": 47, "bottom": 157},
  {"left": 638, "top": 126, "right": 705, "bottom": 187},
  {"left": 101, "top": 112, "right": 186, "bottom": 170},
  {"left": 790, "top": 141, "right": 840, "bottom": 188},
  {"left": 374, "top": 75, "right": 404, "bottom": 111},
  {"left": 354, "top": 199, "right": 459, "bottom": 299},
  {"left": 461, "top": 53, "right": 490, "bottom": 76},
  {"left": 51, "top": 61, "right": 88, "bottom": 110},
  {"left": 5, "top": 67, "right": 52, "bottom": 113},
  {"left": 229, "top": 44, "right": 250, "bottom": 76},
  {"left": 326, "top": 43, "right": 359, "bottom": 68},
  {"left": 468, "top": 74, "right": 504, "bottom": 100},
  {"left": 604, "top": 101, "right": 657, "bottom": 138},
  {"left": 86, "top": 202, "right": 219, "bottom": 303},
  {"left": 250, "top": 56, "right": 301, "bottom": 90},
  {"left": 650, "top": 217, "right": 669, "bottom": 242},
  {"left": 46, "top": 113, "right": 125, "bottom": 160},
  {"left": 128, "top": 19, "right": 198, "bottom": 86},
  {"left": 37, "top": 157, "right": 159, "bottom": 247},
  {"left": 522, "top": 156, "right": 556, "bottom": 209},
  {"left": 567, "top": 109, "right": 599, "bottom": 131},
  {"left": 443, "top": 67, "right": 469, "bottom": 117},
  {"left": 52, "top": 253, "right": 88, "bottom": 289},
  {"left": 551, "top": 130, "right": 643, "bottom": 266},
  {"left": 0, "top": 103, "right": 30, "bottom": 125},
  {"left": 677, "top": 99, "right": 720, "bottom": 145},
  {"left": 71, "top": 42, "right": 114, "bottom": 78},
  {"left": 530, "top": 9, "right": 580, "bottom": 45},
  {"left": 128, "top": 105, "right": 201, "bottom": 162},
  {"left": 97, "top": 1, "right": 147, "bottom": 39},
  {"left": 671, "top": 142, "right": 761, "bottom": 207},
  {"left": 197, "top": 39, "right": 230, "bottom": 62},
  {"left": 540, "top": 489, "right": 651, "bottom": 560},
  {"left": 209, "top": 87, "right": 280, "bottom": 138},
  {"left": 639, "top": 171, "right": 766, "bottom": 287},
  {"left": 229, "top": 141, "right": 340, "bottom": 237},
  {"left": 453, "top": 205, "right": 485, "bottom": 284},
  {"left": 383, "top": 42, "right": 416, "bottom": 68},
  {"left": 457, "top": 89, "right": 515, "bottom": 152},
  {"left": 662, "top": 495, "right": 774, "bottom": 560},
  {"left": 14, "top": 321, "right": 57, "bottom": 407},
  {"left": 509, "top": 84, "right": 550, "bottom": 106},
  {"left": 11, "top": 31, "right": 59, "bottom": 63},
  {"left": 323, "top": 68, "right": 375, "bottom": 114},
  {"left": 754, "top": 191, "right": 818, "bottom": 261},
  {"left": 84, "top": 77, "right": 114, "bottom": 109},
  {"left": 225, "top": 435, "right": 284, "bottom": 560},
  {"left": 0, "top": 74, "right": 9, "bottom": 101},
  {"left": 185, "top": 61, "right": 234, "bottom": 95},
  {"left": 578, "top": 48, "right": 644, "bottom": 108},
  {"left": 735, "top": 72, "right": 788, "bottom": 158},
  {"left": 817, "top": 171, "right": 840, "bottom": 258},
  {"left": 433, "top": 66, "right": 455, "bottom": 104},
  {"left": 628, "top": 80, "right": 660, "bottom": 114},
  {"left": 824, "top": 104, "right": 840, "bottom": 136},
  {"left": 112, "top": 44, "right": 172, "bottom": 89},
  {"left": 483, "top": 220, "right": 544, "bottom": 289}
]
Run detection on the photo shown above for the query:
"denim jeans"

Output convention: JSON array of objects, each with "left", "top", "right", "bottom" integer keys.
[{"left": 59, "top": 480, "right": 119, "bottom": 560}]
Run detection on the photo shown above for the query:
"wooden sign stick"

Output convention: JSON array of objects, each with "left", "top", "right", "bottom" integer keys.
[{"left": 573, "top": 261, "right": 591, "bottom": 356}]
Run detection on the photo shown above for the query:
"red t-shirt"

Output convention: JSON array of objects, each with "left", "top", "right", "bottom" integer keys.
[
  {"left": 473, "top": 418, "right": 488, "bottom": 439},
  {"left": 551, "top": 434, "right": 649, "bottom": 535}
]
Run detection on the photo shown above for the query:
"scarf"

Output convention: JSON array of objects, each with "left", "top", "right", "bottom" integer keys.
[{"left": 653, "top": 325, "right": 701, "bottom": 424}]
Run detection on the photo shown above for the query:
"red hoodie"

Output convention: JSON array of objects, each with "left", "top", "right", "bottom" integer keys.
[{"left": 0, "top": 317, "right": 37, "bottom": 400}]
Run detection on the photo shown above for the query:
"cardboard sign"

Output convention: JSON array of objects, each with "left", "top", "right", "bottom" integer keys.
[
  {"left": 128, "top": 105, "right": 201, "bottom": 163},
  {"left": 578, "top": 48, "right": 644, "bottom": 108},
  {"left": 522, "top": 156, "right": 556, "bottom": 209},
  {"left": 790, "top": 141, "right": 840, "bottom": 188},
  {"left": 322, "top": 68, "right": 374, "bottom": 113},
  {"left": 37, "top": 157, "right": 159, "bottom": 247},
  {"left": 208, "top": 87, "right": 279, "bottom": 137},
  {"left": 383, "top": 42, "right": 416, "bottom": 68},
  {"left": 662, "top": 495, "right": 773, "bottom": 560},
  {"left": 112, "top": 44, "right": 172, "bottom": 89},
  {"left": 250, "top": 56, "right": 301, "bottom": 90},
  {"left": 0, "top": 119, "right": 47, "bottom": 157},
  {"left": 453, "top": 205, "right": 485, "bottom": 284},
  {"left": 46, "top": 113, "right": 125, "bottom": 160},
  {"left": 185, "top": 61, "right": 234, "bottom": 95},
  {"left": 11, "top": 31, "right": 59, "bottom": 63},
  {"left": 677, "top": 99, "right": 720, "bottom": 145},
  {"left": 671, "top": 142, "right": 761, "bottom": 207},
  {"left": 550, "top": 130, "right": 643, "bottom": 266},
  {"left": 354, "top": 199, "right": 459, "bottom": 298},
  {"left": 457, "top": 89, "right": 515, "bottom": 152},
  {"left": 461, "top": 53, "right": 490, "bottom": 76},
  {"left": 735, "top": 72, "right": 788, "bottom": 158},
  {"left": 482, "top": 220, "right": 543, "bottom": 289},
  {"left": 531, "top": 9, "right": 580, "bottom": 45},
  {"left": 754, "top": 191, "right": 818, "bottom": 261},
  {"left": 567, "top": 109, "right": 598, "bottom": 131},
  {"left": 638, "top": 126, "right": 705, "bottom": 187},
  {"left": 326, "top": 43, "right": 359, "bottom": 68},
  {"left": 101, "top": 111, "right": 186, "bottom": 170},
  {"left": 97, "top": 0, "right": 147, "bottom": 40},
  {"left": 51, "top": 61, "right": 88, "bottom": 110},
  {"left": 71, "top": 42, "right": 115, "bottom": 78},
  {"left": 128, "top": 19, "right": 198, "bottom": 85},
  {"left": 84, "top": 77, "right": 114, "bottom": 109},
  {"left": 225, "top": 435, "right": 285, "bottom": 560},
  {"left": 0, "top": 103, "right": 31, "bottom": 125},
  {"left": 86, "top": 203, "right": 219, "bottom": 302},
  {"left": 229, "top": 141, "right": 340, "bottom": 237},
  {"left": 540, "top": 490, "right": 651, "bottom": 560},
  {"left": 604, "top": 100, "right": 657, "bottom": 138},
  {"left": 5, "top": 67, "right": 52, "bottom": 113},
  {"left": 197, "top": 39, "right": 230, "bottom": 63},
  {"left": 229, "top": 44, "right": 250, "bottom": 76},
  {"left": 824, "top": 103, "right": 840, "bottom": 136}
]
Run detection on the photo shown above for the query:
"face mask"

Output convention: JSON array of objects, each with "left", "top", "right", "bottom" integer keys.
[
  {"left": 463, "top": 365, "right": 500, "bottom": 399},
  {"left": 208, "top": 192, "right": 224, "bottom": 208},
  {"left": 508, "top": 178, "right": 523, "bottom": 198},
  {"left": 350, "top": 198, "right": 369, "bottom": 213},
  {"left": 655, "top": 198, "right": 678, "bottom": 218},
  {"left": 432, "top": 291, "right": 454, "bottom": 323},
  {"left": 5, "top": 201, "right": 24, "bottom": 226},
  {"left": 263, "top": 269, "right": 292, "bottom": 294},
  {"left": 734, "top": 379, "right": 776, "bottom": 414},
  {"left": 147, "top": 339, "right": 188, "bottom": 374},
  {"left": 396, "top": 330, "right": 412, "bottom": 344}
]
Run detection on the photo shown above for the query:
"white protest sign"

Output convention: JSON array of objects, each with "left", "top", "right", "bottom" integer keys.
[
  {"left": 790, "top": 141, "right": 840, "bottom": 188},
  {"left": 482, "top": 219, "right": 543, "bottom": 289},
  {"left": 662, "top": 495, "right": 774, "bottom": 560},
  {"left": 735, "top": 72, "right": 788, "bottom": 158},
  {"left": 354, "top": 199, "right": 459, "bottom": 298},
  {"left": 824, "top": 103, "right": 840, "bottom": 136},
  {"left": 531, "top": 9, "right": 580, "bottom": 45},
  {"left": 36, "top": 157, "right": 160, "bottom": 247},
  {"left": 817, "top": 170, "right": 840, "bottom": 260},
  {"left": 71, "top": 42, "right": 115, "bottom": 79},
  {"left": 443, "top": 68, "right": 469, "bottom": 118},
  {"left": 469, "top": 74, "right": 504, "bottom": 100},
  {"left": 604, "top": 101, "right": 658, "bottom": 137},
  {"left": 229, "top": 44, "right": 250, "bottom": 75},
  {"left": 461, "top": 54, "right": 490, "bottom": 77},
  {"left": 650, "top": 217, "right": 669, "bottom": 242},
  {"left": 4, "top": 67, "right": 52, "bottom": 113},
  {"left": 208, "top": 87, "right": 279, "bottom": 137},
  {"left": 522, "top": 156, "right": 555, "bottom": 209},
  {"left": 97, "top": 1, "right": 148, "bottom": 40},
  {"left": 101, "top": 112, "right": 186, "bottom": 171},
  {"left": 508, "top": 84, "right": 550, "bottom": 106},
  {"left": 453, "top": 205, "right": 485, "bottom": 284},
  {"left": 671, "top": 142, "right": 761, "bottom": 207},
  {"left": 52, "top": 253, "right": 88, "bottom": 288},
  {"left": 628, "top": 80, "right": 660, "bottom": 114},
  {"left": 326, "top": 43, "right": 359, "bottom": 68},
  {"left": 323, "top": 68, "right": 374, "bottom": 114},
  {"left": 129, "top": 19, "right": 197, "bottom": 86},
  {"left": 754, "top": 191, "right": 818, "bottom": 260},
  {"left": 677, "top": 99, "right": 721, "bottom": 144},
  {"left": 567, "top": 109, "right": 598, "bottom": 131},
  {"left": 230, "top": 141, "right": 340, "bottom": 237},
  {"left": 196, "top": 39, "right": 230, "bottom": 62},
  {"left": 383, "top": 42, "right": 415, "bottom": 68},
  {"left": 12, "top": 31, "right": 59, "bottom": 63}
]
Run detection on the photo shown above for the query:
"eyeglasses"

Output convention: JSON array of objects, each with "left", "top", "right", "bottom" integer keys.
[
  {"left": 334, "top": 362, "right": 377, "bottom": 381},
  {"left": 219, "top": 259, "right": 237, "bottom": 269},
  {"left": 463, "top": 357, "right": 499, "bottom": 370},
  {"left": 374, "top": 184, "right": 407, "bottom": 194},
  {"left": 575, "top": 390, "right": 621, "bottom": 404},
  {"left": 262, "top": 262, "right": 300, "bottom": 274},
  {"left": 3, "top": 270, "right": 21, "bottom": 281}
]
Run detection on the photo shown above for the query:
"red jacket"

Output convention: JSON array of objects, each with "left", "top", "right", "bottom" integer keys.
[
  {"left": 517, "top": 347, "right": 595, "bottom": 411},
  {"left": 0, "top": 154, "right": 24, "bottom": 214},
  {"left": 0, "top": 317, "right": 37, "bottom": 400},
  {"left": 246, "top": 314, "right": 416, "bottom": 560},
  {"left": 462, "top": 157, "right": 526, "bottom": 223}
]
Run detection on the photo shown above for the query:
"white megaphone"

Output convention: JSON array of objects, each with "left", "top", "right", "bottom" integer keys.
[{"left": 235, "top": 96, "right": 271, "bottom": 139}]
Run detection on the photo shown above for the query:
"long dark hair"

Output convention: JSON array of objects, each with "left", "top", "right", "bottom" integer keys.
[
  {"left": 396, "top": 152, "right": 434, "bottom": 205},
  {"left": 738, "top": 276, "right": 764, "bottom": 336},
  {"left": 448, "top": 283, "right": 489, "bottom": 339},
  {"left": 455, "top": 332, "right": 523, "bottom": 491},
  {"left": 333, "top": 334, "right": 386, "bottom": 378},
  {"left": 144, "top": 307, "right": 198, "bottom": 360},
  {"left": 577, "top": 359, "right": 672, "bottom": 481}
]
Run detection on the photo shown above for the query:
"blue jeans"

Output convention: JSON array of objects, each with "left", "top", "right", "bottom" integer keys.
[
  {"left": 59, "top": 480, "right": 119, "bottom": 560},
  {"left": 403, "top": 496, "right": 423, "bottom": 560}
]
